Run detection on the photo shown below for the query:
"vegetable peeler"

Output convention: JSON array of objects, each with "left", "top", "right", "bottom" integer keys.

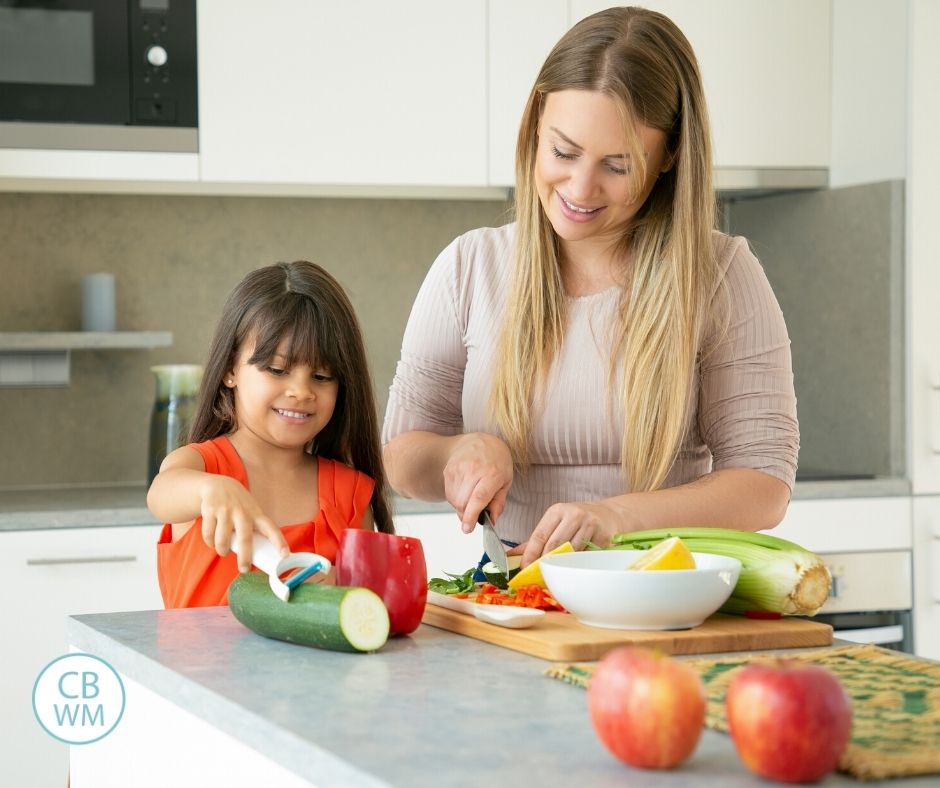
[{"left": 231, "top": 533, "right": 330, "bottom": 603}]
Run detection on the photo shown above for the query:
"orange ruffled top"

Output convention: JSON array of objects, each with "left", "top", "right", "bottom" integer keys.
[{"left": 156, "top": 436, "right": 375, "bottom": 609}]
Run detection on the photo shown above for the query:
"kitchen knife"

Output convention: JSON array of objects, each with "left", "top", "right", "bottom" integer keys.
[{"left": 478, "top": 508, "right": 510, "bottom": 579}]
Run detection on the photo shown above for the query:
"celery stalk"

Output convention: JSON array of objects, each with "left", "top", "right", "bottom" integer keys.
[{"left": 608, "top": 527, "right": 831, "bottom": 616}]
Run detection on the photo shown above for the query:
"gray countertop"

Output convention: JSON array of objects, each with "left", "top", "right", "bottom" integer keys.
[
  {"left": 0, "top": 486, "right": 452, "bottom": 531},
  {"left": 66, "top": 609, "right": 932, "bottom": 787},
  {"left": 0, "top": 476, "right": 913, "bottom": 532},
  {"left": 0, "top": 485, "right": 158, "bottom": 529}
]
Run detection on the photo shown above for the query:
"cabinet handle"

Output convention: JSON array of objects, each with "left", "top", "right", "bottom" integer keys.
[
  {"left": 828, "top": 574, "right": 842, "bottom": 599},
  {"left": 833, "top": 625, "right": 904, "bottom": 646},
  {"left": 27, "top": 555, "right": 138, "bottom": 566},
  {"left": 930, "top": 373, "right": 940, "bottom": 454},
  {"left": 930, "top": 541, "right": 940, "bottom": 603}
]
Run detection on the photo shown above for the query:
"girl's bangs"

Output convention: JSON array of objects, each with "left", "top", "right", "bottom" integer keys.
[{"left": 245, "top": 296, "right": 339, "bottom": 374}]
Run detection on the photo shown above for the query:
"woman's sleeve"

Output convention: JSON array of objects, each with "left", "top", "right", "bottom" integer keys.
[
  {"left": 697, "top": 238, "right": 800, "bottom": 490},
  {"left": 382, "top": 237, "right": 468, "bottom": 443}
]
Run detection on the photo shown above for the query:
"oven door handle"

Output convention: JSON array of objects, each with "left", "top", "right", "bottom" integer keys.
[{"left": 834, "top": 624, "right": 905, "bottom": 646}]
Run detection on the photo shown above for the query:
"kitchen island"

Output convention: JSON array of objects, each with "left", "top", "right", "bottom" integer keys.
[{"left": 66, "top": 608, "right": 933, "bottom": 787}]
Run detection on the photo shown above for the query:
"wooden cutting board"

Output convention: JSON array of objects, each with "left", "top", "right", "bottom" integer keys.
[{"left": 422, "top": 604, "right": 833, "bottom": 661}]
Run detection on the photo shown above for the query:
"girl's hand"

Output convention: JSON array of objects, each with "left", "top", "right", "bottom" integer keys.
[
  {"left": 198, "top": 476, "right": 289, "bottom": 571},
  {"left": 520, "top": 500, "right": 634, "bottom": 566},
  {"left": 442, "top": 432, "right": 514, "bottom": 533}
]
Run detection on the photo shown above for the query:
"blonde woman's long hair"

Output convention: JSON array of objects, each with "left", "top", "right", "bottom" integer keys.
[{"left": 490, "top": 6, "right": 718, "bottom": 493}]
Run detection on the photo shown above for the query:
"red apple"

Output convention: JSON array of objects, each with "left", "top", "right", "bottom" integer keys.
[
  {"left": 587, "top": 646, "right": 705, "bottom": 769},
  {"left": 726, "top": 660, "right": 853, "bottom": 783}
]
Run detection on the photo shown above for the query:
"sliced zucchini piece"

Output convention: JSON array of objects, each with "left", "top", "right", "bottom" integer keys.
[{"left": 481, "top": 556, "right": 523, "bottom": 589}]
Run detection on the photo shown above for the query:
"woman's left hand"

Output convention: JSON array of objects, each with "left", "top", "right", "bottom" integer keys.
[{"left": 521, "top": 500, "right": 632, "bottom": 566}]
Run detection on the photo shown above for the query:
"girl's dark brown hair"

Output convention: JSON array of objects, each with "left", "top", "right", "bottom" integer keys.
[{"left": 189, "top": 261, "right": 392, "bottom": 533}]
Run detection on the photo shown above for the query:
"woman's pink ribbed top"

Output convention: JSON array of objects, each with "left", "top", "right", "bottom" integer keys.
[{"left": 383, "top": 223, "right": 799, "bottom": 544}]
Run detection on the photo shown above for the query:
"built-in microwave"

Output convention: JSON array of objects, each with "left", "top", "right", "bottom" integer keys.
[{"left": 0, "top": 0, "right": 197, "bottom": 152}]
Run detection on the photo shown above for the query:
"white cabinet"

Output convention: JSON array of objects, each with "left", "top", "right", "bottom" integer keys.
[
  {"left": 3, "top": 1, "right": 832, "bottom": 193},
  {"left": 0, "top": 149, "right": 198, "bottom": 186},
  {"left": 912, "top": 496, "right": 940, "bottom": 660},
  {"left": 903, "top": 1, "right": 940, "bottom": 659},
  {"left": 561, "top": 0, "right": 831, "bottom": 171},
  {"left": 393, "top": 510, "right": 483, "bottom": 580},
  {"left": 489, "top": 0, "right": 832, "bottom": 186},
  {"left": 908, "top": 0, "right": 940, "bottom": 495},
  {"left": 772, "top": 497, "right": 912, "bottom": 554},
  {"left": 197, "top": 0, "right": 488, "bottom": 188},
  {"left": 0, "top": 526, "right": 163, "bottom": 788},
  {"left": 488, "top": 0, "right": 568, "bottom": 186}
]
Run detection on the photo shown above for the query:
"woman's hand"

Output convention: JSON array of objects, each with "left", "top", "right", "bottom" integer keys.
[
  {"left": 520, "top": 500, "right": 639, "bottom": 566},
  {"left": 198, "top": 475, "right": 288, "bottom": 571},
  {"left": 442, "top": 432, "right": 514, "bottom": 532}
]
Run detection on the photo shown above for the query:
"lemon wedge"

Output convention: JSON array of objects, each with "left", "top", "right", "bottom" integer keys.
[
  {"left": 507, "top": 541, "right": 574, "bottom": 590},
  {"left": 630, "top": 536, "right": 696, "bottom": 571}
]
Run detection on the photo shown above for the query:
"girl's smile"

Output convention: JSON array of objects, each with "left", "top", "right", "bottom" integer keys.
[{"left": 274, "top": 407, "right": 313, "bottom": 423}]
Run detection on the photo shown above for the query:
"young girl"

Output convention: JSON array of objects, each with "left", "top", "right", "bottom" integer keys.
[{"left": 149, "top": 260, "right": 393, "bottom": 608}]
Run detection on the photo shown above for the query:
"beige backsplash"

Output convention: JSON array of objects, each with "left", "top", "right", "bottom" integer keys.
[{"left": 0, "top": 192, "right": 510, "bottom": 488}]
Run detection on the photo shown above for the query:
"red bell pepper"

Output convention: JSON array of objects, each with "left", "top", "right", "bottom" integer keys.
[{"left": 334, "top": 529, "right": 428, "bottom": 635}]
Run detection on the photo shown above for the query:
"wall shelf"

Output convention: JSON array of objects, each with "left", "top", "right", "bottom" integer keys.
[{"left": 0, "top": 332, "right": 172, "bottom": 387}]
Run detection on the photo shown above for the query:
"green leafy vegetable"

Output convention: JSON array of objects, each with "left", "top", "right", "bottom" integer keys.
[{"left": 427, "top": 568, "right": 476, "bottom": 595}]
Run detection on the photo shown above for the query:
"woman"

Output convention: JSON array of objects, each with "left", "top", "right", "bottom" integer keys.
[{"left": 382, "top": 7, "right": 798, "bottom": 567}]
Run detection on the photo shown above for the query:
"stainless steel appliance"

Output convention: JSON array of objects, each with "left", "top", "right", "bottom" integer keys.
[
  {"left": 0, "top": 0, "right": 196, "bottom": 152},
  {"left": 810, "top": 551, "right": 914, "bottom": 652}
]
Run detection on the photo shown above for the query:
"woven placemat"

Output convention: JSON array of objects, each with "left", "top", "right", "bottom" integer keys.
[{"left": 546, "top": 644, "right": 940, "bottom": 781}]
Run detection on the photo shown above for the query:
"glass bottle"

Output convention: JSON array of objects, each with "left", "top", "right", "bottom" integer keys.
[{"left": 148, "top": 364, "right": 203, "bottom": 484}]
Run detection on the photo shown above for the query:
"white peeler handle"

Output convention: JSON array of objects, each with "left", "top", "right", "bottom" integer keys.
[
  {"left": 230, "top": 532, "right": 330, "bottom": 602},
  {"left": 231, "top": 532, "right": 283, "bottom": 577}
]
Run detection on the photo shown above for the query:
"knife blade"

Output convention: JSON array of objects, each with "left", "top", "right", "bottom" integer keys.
[{"left": 478, "top": 508, "right": 510, "bottom": 579}]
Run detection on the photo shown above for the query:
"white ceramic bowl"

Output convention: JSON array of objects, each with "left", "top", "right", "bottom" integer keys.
[{"left": 540, "top": 550, "right": 742, "bottom": 630}]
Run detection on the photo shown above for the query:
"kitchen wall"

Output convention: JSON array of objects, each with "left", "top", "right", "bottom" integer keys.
[
  {"left": 727, "top": 180, "right": 905, "bottom": 480},
  {"left": 0, "top": 180, "right": 904, "bottom": 489},
  {"left": 0, "top": 193, "right": 510, "bottom": 488}
]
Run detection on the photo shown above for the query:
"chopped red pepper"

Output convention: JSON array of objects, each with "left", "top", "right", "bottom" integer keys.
[{"left": 473, "top": 584, "right": 565, "bottom": 611}]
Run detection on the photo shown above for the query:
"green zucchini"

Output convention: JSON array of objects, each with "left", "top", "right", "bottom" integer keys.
[
  {"left": 228, "top": 572, "right": 389, "bottom": 653},
  {"left": 480, "top": 555, "right": 523, "bottom": 590}
]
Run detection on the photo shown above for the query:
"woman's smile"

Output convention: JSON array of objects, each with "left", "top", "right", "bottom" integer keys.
[{"left": 557, "top": 191, "right": 606, "bottom": 222}]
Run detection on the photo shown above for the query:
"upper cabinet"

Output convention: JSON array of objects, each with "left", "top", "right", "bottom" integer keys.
[
  {"left": 488, "top": 0, "right": 569, "bottom": 187},
  {"left": 489, "top": 0, "right": 832, "bottom": 187},
  {"left": 575, "top": 1, "right": 831, "bottom": 171},
  {"left": 1, "top": 0, "right": 831, "bottom": 193},
  {"left": 197, "top": 0, "right": 488, "bottom": 188}
]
